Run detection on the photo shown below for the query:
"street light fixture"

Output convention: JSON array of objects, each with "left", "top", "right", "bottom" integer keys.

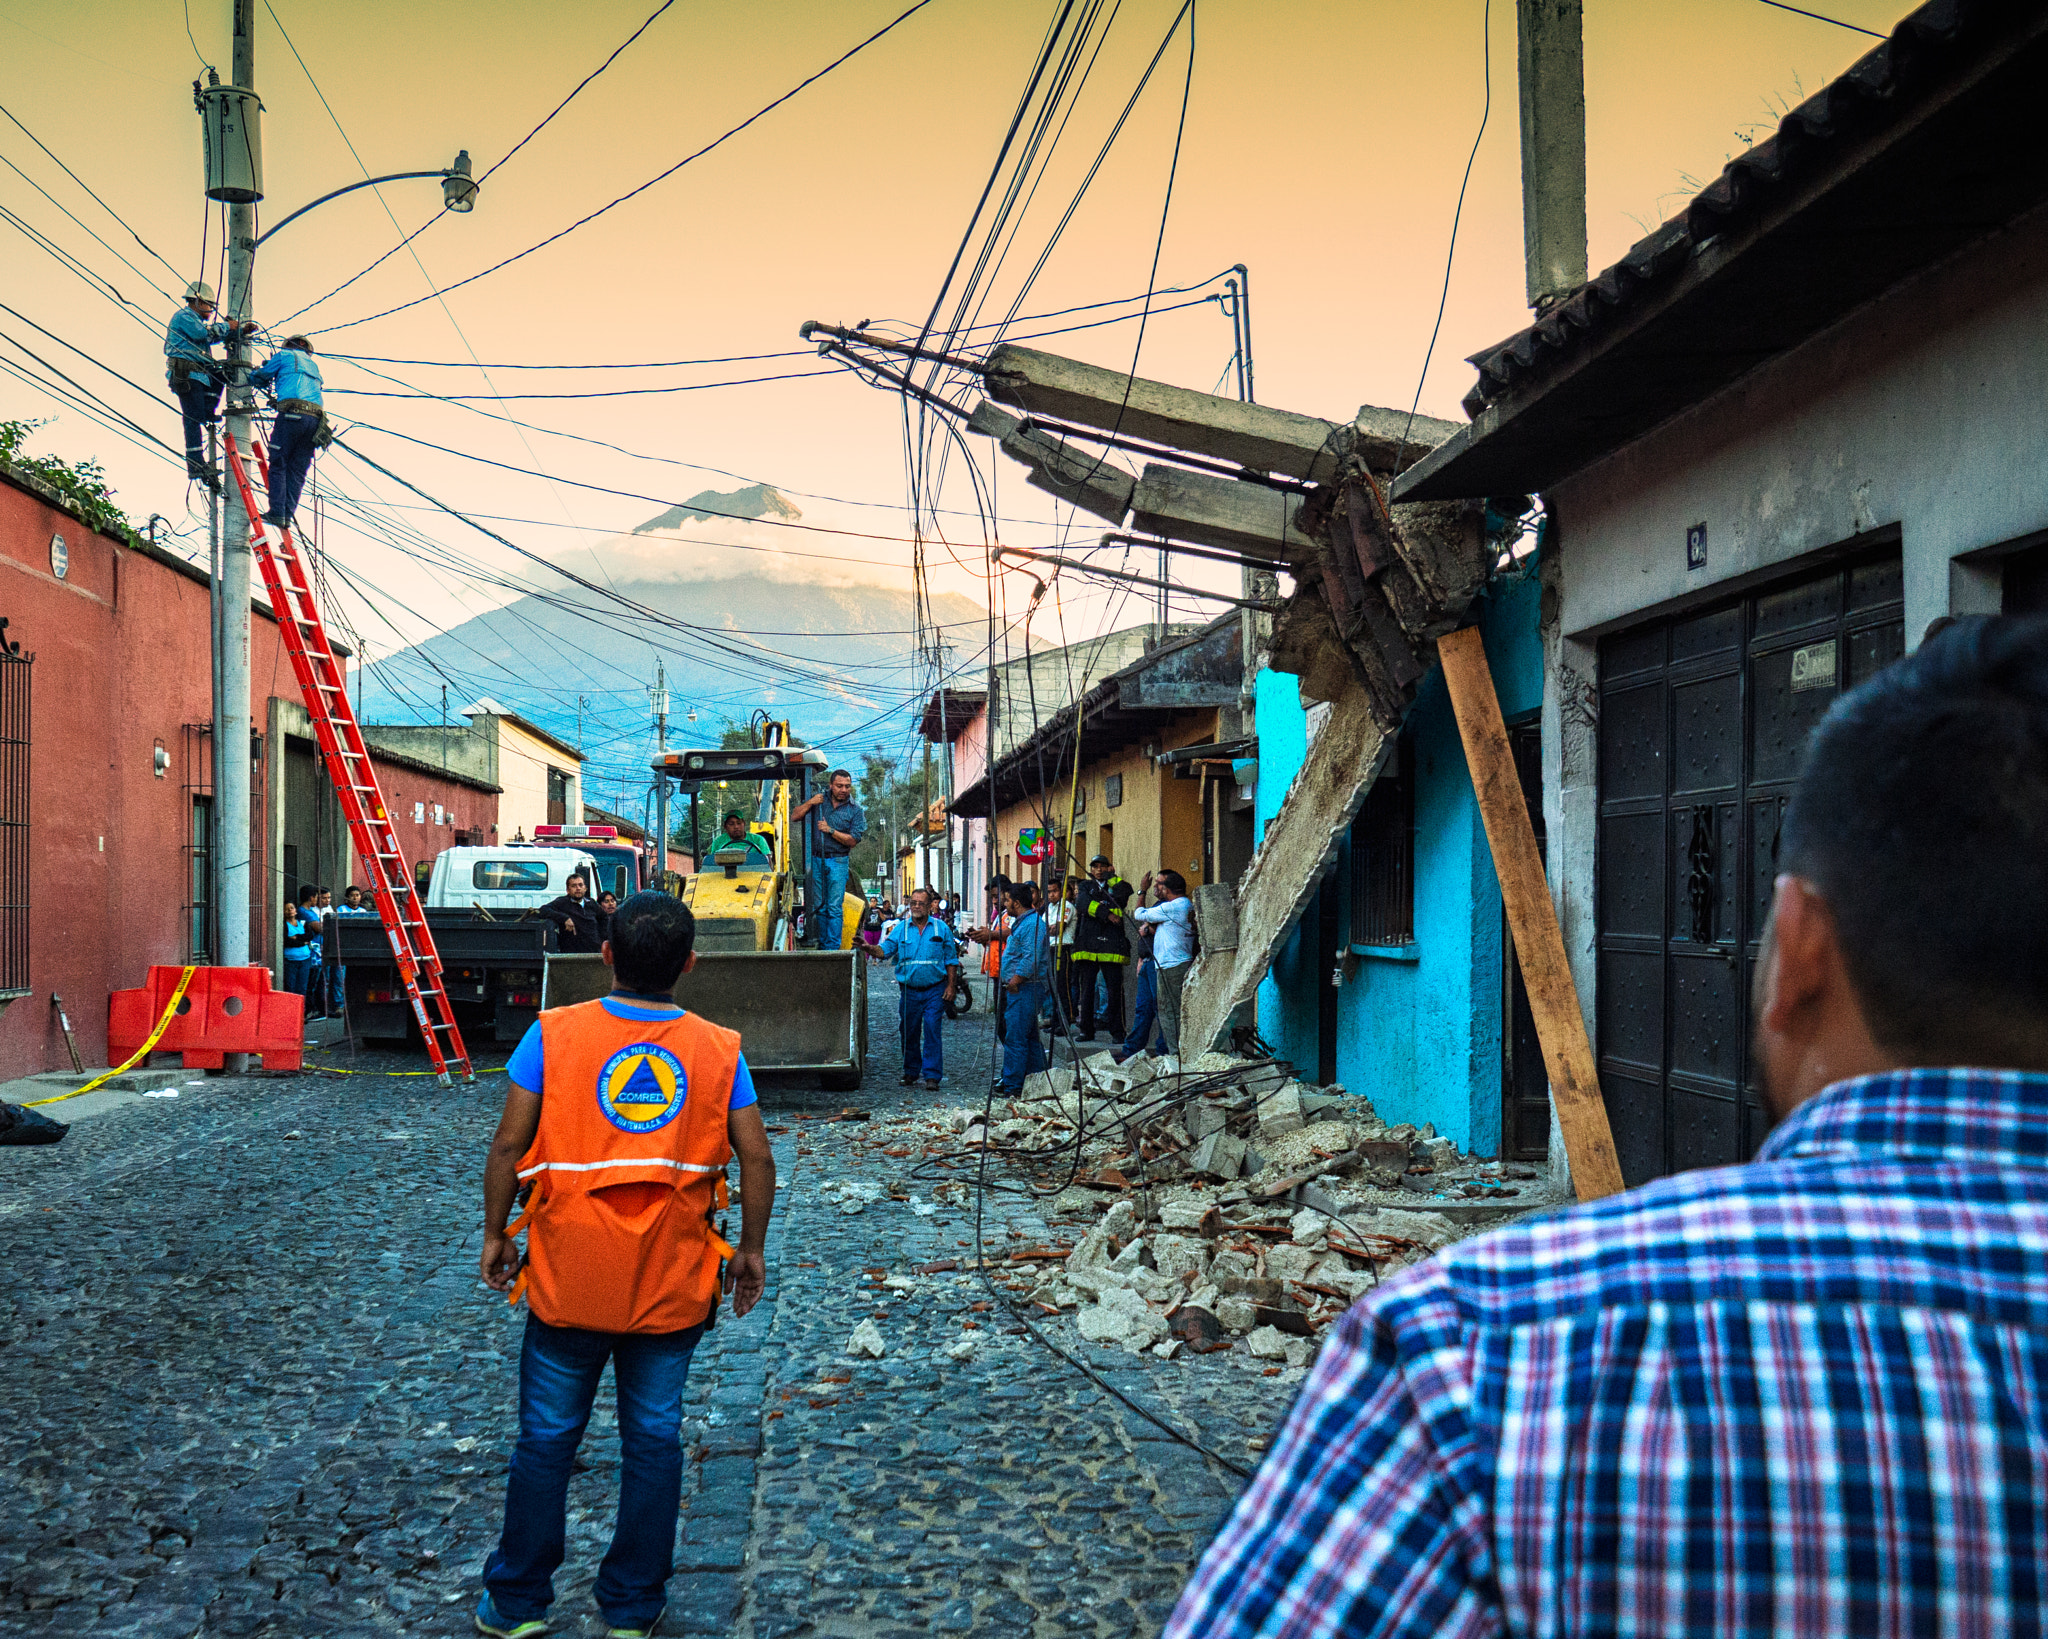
[{"left": 253, "top": 151, "right": 480, "bottom": 247}]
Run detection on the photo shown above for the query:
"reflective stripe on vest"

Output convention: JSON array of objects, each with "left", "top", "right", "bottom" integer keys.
[{"left": 514, "top": 998, "right": 739, "bottom": 1334}]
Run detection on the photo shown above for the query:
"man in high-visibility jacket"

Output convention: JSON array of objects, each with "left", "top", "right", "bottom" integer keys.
[
  {"left": 475, "top": 891, "right": 775, "bottom": 1639},
  {"left": 1071, "top": 853, "right": 1134, "bottom": 1040}
]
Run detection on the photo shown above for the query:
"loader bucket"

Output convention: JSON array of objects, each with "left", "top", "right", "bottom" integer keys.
[{"left": 542, "top": 950, "right": 867, "bottom": 1079}]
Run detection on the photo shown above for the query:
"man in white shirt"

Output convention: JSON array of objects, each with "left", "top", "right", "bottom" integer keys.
[{"left": 1128, "top": 870, "right": 1194, "bottom": 1056}]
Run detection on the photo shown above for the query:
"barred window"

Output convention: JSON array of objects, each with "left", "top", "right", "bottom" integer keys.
[
  {"left": 1349, "top": 735, "right": 1413, "bottom": 948},
  {"left": 0, "top": 651, "right": 29, "bottom": 995}
]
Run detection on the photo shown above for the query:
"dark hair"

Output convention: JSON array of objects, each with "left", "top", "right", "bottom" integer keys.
[
  {"left": 1157, "top": 869, "right": 1187, "bottom": 897},
  {"left": 1008, "top": 880, "right": 1038, "bottom": 910},
  {"left": 608, "top": 892, "right": 697, "bottom": 991},
  {"left": 828, "top": 767, "right": 852, "bottom": 783},
  {"left": 1781, "top": 614, "right": 2048, "bottom": 1065},
  {"left": 295, "top": 884, "right": 319, "bottom": 906}
]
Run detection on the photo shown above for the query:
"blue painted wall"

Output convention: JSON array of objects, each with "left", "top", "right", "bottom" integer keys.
[{"left": 1254, "top": 571, "right": 1543, "bottom": 1153}]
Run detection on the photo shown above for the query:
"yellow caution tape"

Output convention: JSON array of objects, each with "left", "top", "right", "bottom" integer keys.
[{"left": 25, "top": 967, "right": 198, "bottom": 1107}]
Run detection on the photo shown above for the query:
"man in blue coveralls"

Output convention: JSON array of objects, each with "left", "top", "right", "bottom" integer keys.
[
  {"left": 792, "top": 769, "right": 865, "bottom": 950},
  {"left": 997, "top": 880, "right": 1051, "bottom": 1096},
  {"left": 863, "top": 887, "right": 959, "bottom": 1090},
  {"left": 163, "top": 280, "right": 256, "bottom": 488},
  {"left": 249, "top": 336, "right": 325, "bottom": 530}
]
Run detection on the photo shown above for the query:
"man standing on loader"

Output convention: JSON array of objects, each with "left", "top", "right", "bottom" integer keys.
[
  {"left": 792, "top": 768, "right": 865, "bottom": 951},
  {"left": 476, "top": 892, "right": 775, "bottom": 1639}
]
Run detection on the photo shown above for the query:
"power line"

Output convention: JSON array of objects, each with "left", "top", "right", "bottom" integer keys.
[
  {"left": 483, "top": 0, "right": 679, "bottom": 182},
  {"left": 1395, "top": 0, "right": 1491, "bottom": 475},
  {"left": 324, "top": 367, "right": 842, "bottom": 401},
  {"left": 1753, "top": 0, "right": 1885, "bottom": 37},
  {"left": 0, "top": 102, "right": 187, "bottom": 283},
  {"left": 306, "top": 0, "right": 942, "bottom": 335}
]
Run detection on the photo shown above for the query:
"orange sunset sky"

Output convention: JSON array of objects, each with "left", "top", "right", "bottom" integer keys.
[{"left": 2, "top": 0, "right": 1900, "bottom": 752}]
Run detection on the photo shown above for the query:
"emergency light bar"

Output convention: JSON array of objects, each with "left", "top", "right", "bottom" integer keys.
[{"left": 533, "top": 824, "right": 619, "bottom": 839}]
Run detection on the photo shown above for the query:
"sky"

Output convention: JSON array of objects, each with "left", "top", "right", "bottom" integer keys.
[{"left": 0, "top": 0, "right": 1904, "bottom": 787}]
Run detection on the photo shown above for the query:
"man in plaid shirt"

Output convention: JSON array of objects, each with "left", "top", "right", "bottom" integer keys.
[{"left": 1169, "top": 614, "right": 2048, "bottom": 1638}]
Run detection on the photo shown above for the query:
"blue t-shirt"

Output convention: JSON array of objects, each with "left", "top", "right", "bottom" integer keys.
[{"left": 505, "top": 994, "right": 757, "bottom": 1110}]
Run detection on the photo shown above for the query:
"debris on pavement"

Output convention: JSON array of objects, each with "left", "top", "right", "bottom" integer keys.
[
  {"left": 846, "top": 1318, "right": 887, "bottom": 1359},
  {"left": 826, "top": 1046, "right": 1558, "bottom": 1367}
]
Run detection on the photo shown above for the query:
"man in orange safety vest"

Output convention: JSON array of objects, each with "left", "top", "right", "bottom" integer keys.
[{"left": 474, "top": 891, "right": 776, "bottom": 1639}]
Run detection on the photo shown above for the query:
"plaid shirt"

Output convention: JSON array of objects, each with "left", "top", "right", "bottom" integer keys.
[{"left": 1168, "top": 1068, "right": 2048, "bottom": 1638}]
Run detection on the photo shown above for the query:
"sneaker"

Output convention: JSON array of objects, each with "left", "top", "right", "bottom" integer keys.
[
  {"left": 474, "top": 1592, "right": 547, "bottom": 1637},
  {"left": 899, "top": 1074, "right": 919, "bottom": 1087},
  {"left": 260, "top": 511, "right": 284, "bottom": 526},
  {"left": 606, "top": 1608, "right": 663, "bottom": 1639}
]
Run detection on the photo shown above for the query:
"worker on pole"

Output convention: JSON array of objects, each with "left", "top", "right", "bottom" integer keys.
[
  {"left": 163, "top": 281, "right": 255, "bottom": 489},
  {"left": 248, "top": 335, "right": 323, "bottom": 530}
]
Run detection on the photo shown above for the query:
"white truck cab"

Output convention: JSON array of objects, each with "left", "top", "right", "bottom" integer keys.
[{"left": 427, "top": 845, "right": 600, "bottom": 914}]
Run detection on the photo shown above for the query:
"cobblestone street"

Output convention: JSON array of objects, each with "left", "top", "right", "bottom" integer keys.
[{"left": 0, "top": 982, "right": 1292, "bottom": 1637}]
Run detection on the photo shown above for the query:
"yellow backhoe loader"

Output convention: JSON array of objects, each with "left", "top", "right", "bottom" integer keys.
[{"left": 540, "top": 721, "right": 868, "bottom": 1091}]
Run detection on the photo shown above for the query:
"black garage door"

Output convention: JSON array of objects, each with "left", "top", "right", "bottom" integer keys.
[{"left": 1596, "top": 552, "right": 1905, "bottom": 1185}]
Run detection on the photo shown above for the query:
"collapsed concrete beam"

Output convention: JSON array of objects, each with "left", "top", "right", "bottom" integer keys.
[
  {"left": 966, "top": 402, "right": 1135, "bottom": 524},
  {"left": 1178, "top": 668, "right": 1390, "bottom": 1060},
  {"left": 1129, "top": 465, "right": 1316, "bottom": 561},
  {"left": 984, "top": 344, "right": 1349, "bottom": 481}
]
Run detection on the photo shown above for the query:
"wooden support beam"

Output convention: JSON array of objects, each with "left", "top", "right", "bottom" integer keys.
[{"left": 1438, "top": 625, "right": 1624, "bottom": 1201}]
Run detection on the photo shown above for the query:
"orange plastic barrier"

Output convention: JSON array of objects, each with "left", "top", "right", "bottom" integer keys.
[{"left": 107, "top": 965, "right": 305, "bottom": 1072}]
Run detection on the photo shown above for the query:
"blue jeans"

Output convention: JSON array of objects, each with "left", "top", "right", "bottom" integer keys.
[
  {"left": 483, "top": 1314, "right": 706, "bottom": 1628},
  {"left": 899, "top": 983, "right": 945, "bottom": 1080},
  {"left": 1001, "top": 981, "right": 1049, "bottom": 1093},
  {"left": 324, "top": 961, "right": 344, "bottom": 1014},
  {"left": 1119, "top": 957, "right": 1165, "bottom": 1058},
  {"left": 171, "top": 372, "right": 221, "bottom": 473},
  {"left": 282, "top": 955, "right": 315, "bottom": 1000},
  {"left": 809, "top": 855, "right": 850, "bottom": 949},
  {"left": 265, "top": 411, "right": 318, "bottom": 525}
]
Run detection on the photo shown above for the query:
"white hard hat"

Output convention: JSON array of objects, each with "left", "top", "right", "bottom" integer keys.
[{"left": 184, "top": 281, "right": 216, "bottom": 304}]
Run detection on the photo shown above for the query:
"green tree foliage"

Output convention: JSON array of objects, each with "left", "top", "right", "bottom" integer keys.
[{"left": 0, "top": 419, "right": 142, "bottom": 548}]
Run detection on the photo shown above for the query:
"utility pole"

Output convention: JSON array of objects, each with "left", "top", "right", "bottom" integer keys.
[
  {"left": 1224, "top": 266, "right": 1276, "bottom": 711},
  {"left": 439, "top": 683, "right": 448, "bottom": 770},
  {"left": 649, "top": 661, "right": 670, "bottom": 889},
  {"left": 921, "top": 744, "right": 933, "bottom": 892},
  {"left": 202, "top": 0, "right": 262, "bottom": 985},
  {"left": 1516, "top": 0, "right": 1589, "bottom": 310}
]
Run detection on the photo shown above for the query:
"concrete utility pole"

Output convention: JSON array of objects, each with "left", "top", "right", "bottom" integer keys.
[
  {"left": 1516, "top": 0, "right": 1589, "bottom": 310},
  {"left": 921, "top": 745, "right": 933, "bottom": 892},
  {"left": 650, "top": 662, "right": 670, "bottom": 887},
  {"left": 202, "top": 0, "right": 262, "bottom": 977}
]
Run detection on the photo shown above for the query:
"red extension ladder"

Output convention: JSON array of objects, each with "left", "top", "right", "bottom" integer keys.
[{"left": 223, "top": 430, "right": 473, "bottom": 1084}]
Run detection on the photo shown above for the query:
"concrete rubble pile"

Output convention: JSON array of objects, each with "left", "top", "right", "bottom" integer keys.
[{"left": 854, "top": 1051, "right": 1543, "bottom": 1370}]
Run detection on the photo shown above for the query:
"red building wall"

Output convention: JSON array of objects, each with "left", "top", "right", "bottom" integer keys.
[
  {"left": 0, "top": 469, "right": 308, "bottom": 1076},
  {"left": 356, "top": 750, "right": 500, "bottom": 891}
]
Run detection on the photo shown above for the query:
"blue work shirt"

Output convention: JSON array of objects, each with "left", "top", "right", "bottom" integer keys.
[
  {"left": 998, "top": 909, "right": 1051, "bottom": 988},
  {"left": 250, "top": 348, "right": 324, "bottom": 408},
  {"left": 505, "top": 995, "right": 757, "bottom": 1109},
  {"left": 164, "top": 307, "right": 234, "bottom": 376},
  {"left": 876, "top": 916, "right": 958, "bottom": 989},
  {"left": 810, "top": 796, "right": 866, "bottom": 858}
]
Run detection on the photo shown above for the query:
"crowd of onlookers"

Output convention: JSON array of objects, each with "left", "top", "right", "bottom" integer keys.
[
  {"left": 280, "top": 882, "right": 376, "bottom": 1024},
  {"left": 859, "top": 851, "right": 1195, "bottom": 1096}
]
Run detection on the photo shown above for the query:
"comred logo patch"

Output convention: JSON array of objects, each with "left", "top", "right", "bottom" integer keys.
[{"left": 596, "top": 1043, "right": 687, "bottom": 1133}]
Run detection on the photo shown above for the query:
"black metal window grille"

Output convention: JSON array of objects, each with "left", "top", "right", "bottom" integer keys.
[
  {"left": 1349, "top": 735, "right": 1414, "bottom": 947},
  {"left": 0, "top": 652, "right": 29, "bottom": 995},
  {"left": 189, "top": 795, "right": 213, "bottom": 962}
]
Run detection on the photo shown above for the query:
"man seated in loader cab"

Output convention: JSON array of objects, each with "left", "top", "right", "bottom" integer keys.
[{"left": 718, "top": 811, "right": 775, "bottom": 870}]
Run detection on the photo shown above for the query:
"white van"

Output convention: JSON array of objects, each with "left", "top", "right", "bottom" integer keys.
[{"left": 426, "top": 845, "right": 600, "bottom": 914}]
